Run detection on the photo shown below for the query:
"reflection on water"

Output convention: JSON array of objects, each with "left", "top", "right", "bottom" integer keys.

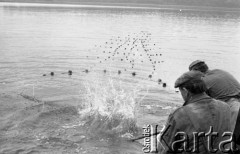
[{"left": 0, "top": 3, "right": 240, "bottom": 153}]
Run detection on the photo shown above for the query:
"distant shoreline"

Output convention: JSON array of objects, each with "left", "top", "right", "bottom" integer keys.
[{"left": 1, "top": 1, "right": 240, "bottom": 12}]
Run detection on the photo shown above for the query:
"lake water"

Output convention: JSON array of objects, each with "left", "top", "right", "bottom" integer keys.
[{"left": 0, "top": 2, "right": 240, "bottom": 154}]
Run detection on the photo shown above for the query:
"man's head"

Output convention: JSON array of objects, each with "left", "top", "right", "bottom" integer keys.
[
  {"left": 189, "top": 60, "right": 209, "bottom": 73},
  {"left": 175, "top": 71, "right": 206, "bottom": 102}
]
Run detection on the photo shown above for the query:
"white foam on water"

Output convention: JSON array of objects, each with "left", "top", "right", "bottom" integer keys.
[
  {"left": 80, "top": 77, "right": 140, "bottom": 118},
  {"left": 78, "top": 76, "right": 145, "bottom": 136}
]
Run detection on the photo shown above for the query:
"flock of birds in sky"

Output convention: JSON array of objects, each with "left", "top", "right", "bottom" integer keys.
[{"left": 43, "top": 31, "right": 167, "bottom": 87}]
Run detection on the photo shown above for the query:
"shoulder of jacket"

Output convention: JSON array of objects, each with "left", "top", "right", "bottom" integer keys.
[
  {"left": 169, "top": 106, "right": 186, "bottom": 119},
  {"left": 212, "top": 98, "right": 228, "bottom": 106}
]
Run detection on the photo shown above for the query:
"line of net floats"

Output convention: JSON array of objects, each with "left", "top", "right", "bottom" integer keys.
[{"left": 42, "top": 70, "right": 167, "bottom": 88}]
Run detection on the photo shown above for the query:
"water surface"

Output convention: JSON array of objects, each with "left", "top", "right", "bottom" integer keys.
[{"left": 0, "top": 3, "right": 240, "bottom": 153}]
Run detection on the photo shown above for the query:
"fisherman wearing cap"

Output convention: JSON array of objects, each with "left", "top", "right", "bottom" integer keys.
[
  {"left": 158, "top": 71, "right": 231, "bottom": 154},
  {"left": 189, "top": 60, "right": 240, "bottom": 102},
  {"left": 189, "top": 60, "right": 240, "bottom": 144}
]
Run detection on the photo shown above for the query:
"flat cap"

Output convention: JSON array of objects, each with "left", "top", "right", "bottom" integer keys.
[
  {"left": 189, "top": 60, "right": 204, "bottom": 70},
  {"left": 174, "top": 71, "right": 204, "bottom": 88}
]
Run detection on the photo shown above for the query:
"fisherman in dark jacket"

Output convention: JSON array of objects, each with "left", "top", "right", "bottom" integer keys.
[
  {"left": 159, "top": 71, "right": 232, "bottom": 154},
  {"left": 189, "top": 60, "right": 240, "bottom": 143},
  {"left": 189, "top": 60, "right": 240, "bottom": 102}
]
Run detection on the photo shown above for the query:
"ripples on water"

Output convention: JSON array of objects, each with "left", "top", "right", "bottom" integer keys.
[{"left": 0, "top": 2, "right": 240, "bottom": 153}]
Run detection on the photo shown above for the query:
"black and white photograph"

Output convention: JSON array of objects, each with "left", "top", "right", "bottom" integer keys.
[{"left": 0, "top": 0, "right": 240, "bottom": 153}]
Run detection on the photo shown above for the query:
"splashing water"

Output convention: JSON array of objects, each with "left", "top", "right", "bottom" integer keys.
[{"left": 79, "top": 76, "right": 145, "bottom": 138}]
